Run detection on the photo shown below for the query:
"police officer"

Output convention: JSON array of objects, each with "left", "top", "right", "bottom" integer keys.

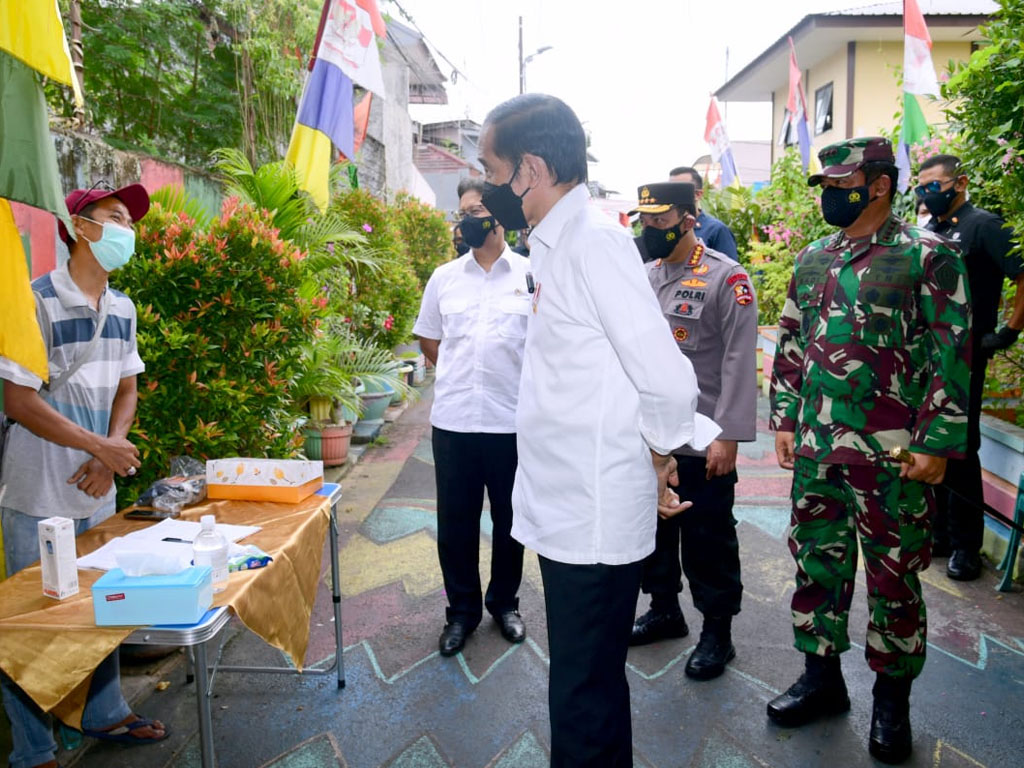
[
  {"left": 768, "top": 138, "right": 971, "bottom": 764},
  {"left": 629, "top": 182, "right": 758, "bottom": 682},
  {"left": 917, "top": 154, "right": 1024, "bottom": 581}
]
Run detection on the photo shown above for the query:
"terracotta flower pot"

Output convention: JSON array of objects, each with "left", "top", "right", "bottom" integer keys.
[{"left": 303, "top": 422, "right": 353, "bottom": 467}]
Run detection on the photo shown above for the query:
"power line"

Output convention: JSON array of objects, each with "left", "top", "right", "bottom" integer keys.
[{"left": 385, "top": 0, "right": 474, "bottom": 87}]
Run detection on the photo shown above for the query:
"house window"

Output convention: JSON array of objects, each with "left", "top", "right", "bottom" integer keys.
[
  {"left": 814, "top": 82, "right": 834, "bottom": 135},
  {"left": 778, "top": 108, "right": 797, "bottom": 147}
]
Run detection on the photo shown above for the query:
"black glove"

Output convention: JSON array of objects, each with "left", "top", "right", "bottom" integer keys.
[{"left": 980, "top": 325, "right": 1021, "bottom": 351}]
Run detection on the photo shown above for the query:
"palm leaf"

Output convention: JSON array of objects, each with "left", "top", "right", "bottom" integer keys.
[{"left": 150, "top": 184, "right": 215, "bottom": 230}]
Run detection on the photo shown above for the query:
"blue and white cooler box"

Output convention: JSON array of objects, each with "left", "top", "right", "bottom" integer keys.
[{"left": 92, "top": 565, "right": 213, "bottom": 626}]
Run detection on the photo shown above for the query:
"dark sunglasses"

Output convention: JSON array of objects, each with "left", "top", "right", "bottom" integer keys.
[{"left": 913, "top": 178, "right": 957, "bottom": 198}]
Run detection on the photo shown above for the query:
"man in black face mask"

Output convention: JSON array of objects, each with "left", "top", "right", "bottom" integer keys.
[
  {"left": 629, "top": 181, "right": 757, "bottom": 684},
  {"left": 768, "top": 137, "right": 971, "bottom": 764},
  {"left": 916, "top": 154, "right": 1024, "bottom": 581},
  {"left": 413, "top": 177, "right": 530, "bottom": 657}
]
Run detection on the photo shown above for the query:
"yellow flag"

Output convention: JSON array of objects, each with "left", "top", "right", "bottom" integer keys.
[
  {"left": 0, "top": 198, "right": 48, "bottom": 382},
  {"left": 0, "top": 0, "right": 83, "bottom": 105}
]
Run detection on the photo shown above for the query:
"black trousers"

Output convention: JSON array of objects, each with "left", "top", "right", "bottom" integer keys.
[
  {"left": 640, "top": 455, "right": 743, "bottom": 618},
  {"left": 933, "top": 344, "right": 988, "bottom": 553},
  {"left": 539, "top": 556, "right": 642, "bottom": 768},
  {"left": 432, "top": 427, "right": 523, "bottom": 628}
]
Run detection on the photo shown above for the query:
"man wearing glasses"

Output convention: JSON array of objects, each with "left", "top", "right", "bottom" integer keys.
[
  {"left": 1, "top": 182, "right": 167, "bottom": 768},
  {"left": 917, "top": 155, "right": 1024, "bottom": 581}
]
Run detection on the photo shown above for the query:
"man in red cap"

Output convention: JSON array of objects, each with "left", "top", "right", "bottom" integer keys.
[{"left": 0, "top": 182, "right": 168, "bottom": 768}]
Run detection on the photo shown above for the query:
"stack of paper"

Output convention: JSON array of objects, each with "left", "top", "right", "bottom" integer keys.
[{"left": 77, "top": 519, "right": 261, "bottom": 571}]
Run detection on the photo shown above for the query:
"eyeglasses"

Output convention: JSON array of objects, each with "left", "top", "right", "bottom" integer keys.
[
  {"left": 69, "top": 179, "right": 116, "bottom": 213},
  {"left": 913, "top": 178, "right": 956, "bottom": 198}
]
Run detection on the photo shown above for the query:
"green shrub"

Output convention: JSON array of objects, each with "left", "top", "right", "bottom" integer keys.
[
  {"left": 331, "top": 188, "right": 422, "bottom": 349},
  {"left": 392, "top": 191, "right": 455, "bottom": 286},
  {"left": 115, "top": 198, "right": 323, "bottom": 502}
]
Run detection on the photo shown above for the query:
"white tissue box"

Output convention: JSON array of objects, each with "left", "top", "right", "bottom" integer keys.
[
  {"left": 38, "top": 517, "right": 78, "bottom": 600},
  {"left": 92, "top": 566, "right": 212, "bottom": 626}
]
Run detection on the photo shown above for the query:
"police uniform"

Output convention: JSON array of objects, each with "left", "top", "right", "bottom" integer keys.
[
  {"left": 767, "top": 137, "right": 971, "bottom": 762},
  {"left": 771, "top": 148, "right": 971, "bottom": 674},
  {"left": 630, "top": 182, "right": 758, "bottom": 678}
]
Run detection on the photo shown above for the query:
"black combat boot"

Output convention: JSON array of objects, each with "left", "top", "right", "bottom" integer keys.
[
  {"left": 684, "top": 615, "right": 736, "bottom": 680},
  {"left": 766, "top": 653, "right": 850, "bottom": 727},
  {"left": 869, "top": 674, "right": 913, "bottom": 764}
]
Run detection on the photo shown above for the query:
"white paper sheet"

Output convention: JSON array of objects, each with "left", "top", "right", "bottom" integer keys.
[{"left": 76, "top": 519, "right": 261, "bottom": 571}]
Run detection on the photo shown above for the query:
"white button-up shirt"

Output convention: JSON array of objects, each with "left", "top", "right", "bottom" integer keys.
[
  {"left": 414, "top": 245, "right": 531, "bottom": 434},
  {"left": 511, "top": 185, "right": 720, "bottom": 566}
]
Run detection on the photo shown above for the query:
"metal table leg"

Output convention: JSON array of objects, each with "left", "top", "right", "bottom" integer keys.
[
  {"left": 193, "top": 641, "right": 216, "bottom": 767},
  {"left": 329, "top": 502, "right": 345, "bottom": 688}
]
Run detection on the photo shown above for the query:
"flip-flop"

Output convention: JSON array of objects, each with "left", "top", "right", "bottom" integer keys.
[{"left": 83, "top": 716, "right": 170, "bottom": 745}]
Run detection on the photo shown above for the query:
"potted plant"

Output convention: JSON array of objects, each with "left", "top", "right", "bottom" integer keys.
[{"left": 293, "top": 338, "right": 356, "bottom": 467}]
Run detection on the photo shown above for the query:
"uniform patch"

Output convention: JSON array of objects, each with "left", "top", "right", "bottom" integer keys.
[
  {"left": 673, "top": 289, "right": 706, "bottom": 301},
  {"left": 673, "top": 327, "right": 689, "bottom": 342},
  {"left": 692, "top": 263, "right": 710, "bottom": 275},
  {"left": 680, "top": 278, "right": 707, "bottom": 287},
  {"left": 933, "top": 253, "right": 960, "bottom": 293},
  {"left": 726, "top": 273, "right": 749, "bottom": 285},
  {"left": 687, "top": 243, "right": 705, "bottom": 267},
  {"left": 673, "top": 302, "right": 694, "bottom": 316},
  {"left": 733, "top": 282, "right": 753, "bottom": 305}
]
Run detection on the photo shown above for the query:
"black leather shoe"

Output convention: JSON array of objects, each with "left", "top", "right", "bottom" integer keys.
[
  {"left": 438, "top": 622, "right": 470, "bottom": 657},
  {"left": 495, "top": 610, "right": 526, "bottom": 644},
  {"left": 629, "top": 609, "right": 688, "bottom": 646},
  {"left": 684, "top": 620, "right": 735, "bottom": 680},
  {"left": 767, "top": 658, "right": 850, "bottom": 728},
  {"left": 946, "top": 549, "right": 982, "bottom": 581},
  {"left": 869, "top": 693, "right": 913, "bottom": 763}
]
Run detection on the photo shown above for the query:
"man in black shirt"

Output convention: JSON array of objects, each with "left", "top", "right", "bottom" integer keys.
[{"left": 917, "top": 154, "right": 1024, "bottom": 581}]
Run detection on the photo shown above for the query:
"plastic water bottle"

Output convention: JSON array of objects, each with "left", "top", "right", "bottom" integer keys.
[{"left": 192, "top": 514, "right": 229, "bottom": 593}]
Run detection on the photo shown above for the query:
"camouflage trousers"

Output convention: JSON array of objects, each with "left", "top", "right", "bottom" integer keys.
[{"left": 788, "top": 457, "right": 934, "bottom": 679}]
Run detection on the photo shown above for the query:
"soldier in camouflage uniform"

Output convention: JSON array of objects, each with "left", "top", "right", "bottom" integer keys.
[{"left": 767, "top": 137, "right": 971, "bottom": 765}]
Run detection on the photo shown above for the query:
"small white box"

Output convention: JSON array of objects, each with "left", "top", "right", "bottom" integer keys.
[{"left": 38, "top": 517, "right": 79, "bottom": 600}]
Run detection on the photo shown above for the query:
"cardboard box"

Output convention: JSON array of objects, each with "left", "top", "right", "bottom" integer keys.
[
  {"left": 92, "top": 566, "right": 213, "bottom": 626},
  {"left": 206, "top": 458, "right": 323, "bottom": 503},
  {"left": 38, "top": 517, "right": 78, "bottom": 600}
]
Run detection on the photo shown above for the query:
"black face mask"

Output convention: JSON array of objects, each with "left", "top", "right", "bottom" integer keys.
[
  {"left": 454, "top": 241, "right": 470, "bottom": 256},
  {"left": 481, "top": 163, "right": 531, "bottom": 231},
  {"left": 642, "top": 224, "right": 684, "bottom": 261},
  {"left": 459, "top": 214, "right": 498, "bottom": 249},
  {"left": 923, "top": 185, "right": 958, "bottom": 217},
  {"left": 821, "top": 185, "right": 871, "bottom": 228}
]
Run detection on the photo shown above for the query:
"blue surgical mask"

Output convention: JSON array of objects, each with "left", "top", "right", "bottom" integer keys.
[{"left": 80, "top": 218, "right": 136, "bottom": 272}]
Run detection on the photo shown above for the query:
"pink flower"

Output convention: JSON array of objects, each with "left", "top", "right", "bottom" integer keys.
[{"left": 362, "top": 223, "right": 373, "bottom": 233}]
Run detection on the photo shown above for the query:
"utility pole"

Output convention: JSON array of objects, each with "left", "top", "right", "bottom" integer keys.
[{"left": 518, "top": 16, "right": 524, "bottom": 95}]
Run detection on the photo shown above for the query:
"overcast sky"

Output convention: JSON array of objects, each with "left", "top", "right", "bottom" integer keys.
[{"left": 388, "top": 0, "right": 867, "bottom": 198}]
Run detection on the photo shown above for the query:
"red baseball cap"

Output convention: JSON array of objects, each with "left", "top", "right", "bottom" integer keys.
[{"left": 58, "top": 183, "right": 150, "bottom": 246}]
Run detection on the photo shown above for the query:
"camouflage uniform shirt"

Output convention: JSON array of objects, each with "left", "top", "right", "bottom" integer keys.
[{"left": 769, "top": 215, "right": 971, "bottom": 465}]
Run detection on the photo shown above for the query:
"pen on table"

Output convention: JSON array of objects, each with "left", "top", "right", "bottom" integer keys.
[{"left": 161, "top": 537, "right": 193, "bottom": 544}]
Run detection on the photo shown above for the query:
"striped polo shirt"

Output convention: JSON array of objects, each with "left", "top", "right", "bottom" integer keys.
[{"left": 0, "top": 262, "right": 144, "bottom": 518}]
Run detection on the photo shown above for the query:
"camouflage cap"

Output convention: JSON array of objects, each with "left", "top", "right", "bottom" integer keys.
[{"left": 807, "top": 137, "right": 895, "bottom": 186}]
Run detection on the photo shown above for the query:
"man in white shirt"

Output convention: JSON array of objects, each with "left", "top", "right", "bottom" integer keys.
[
  {"left": 478, "top": 94, "right": 718, "bottom": 767},
  {"left": 413, "top": 178, "right": 531, "bottom": 657}
]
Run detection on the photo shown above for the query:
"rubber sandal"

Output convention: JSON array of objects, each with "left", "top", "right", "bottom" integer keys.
[{"left": 83, "top": 716, "right": 169, "bottom": 745}]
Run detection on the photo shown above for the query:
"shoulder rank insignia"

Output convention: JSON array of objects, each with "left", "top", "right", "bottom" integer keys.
[
  {"left": 680, "top": 278, "right": 707, "bottom": 287},
  {"left": 692, "top": 263, "right": 710, "bottom": 275},
  {"left": 733, "top": 282, "right": 753, "bottom": 305},
  {"left": 673, "top": 326, "right": 689, "bottom": 342},
  {"left": 686, "top": 243, "right": 705, "bottom": 267}
]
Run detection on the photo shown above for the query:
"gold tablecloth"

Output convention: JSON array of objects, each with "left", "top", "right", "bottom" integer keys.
[{"left": 0, "top": 494, "right": 330, "bottom": 728}]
